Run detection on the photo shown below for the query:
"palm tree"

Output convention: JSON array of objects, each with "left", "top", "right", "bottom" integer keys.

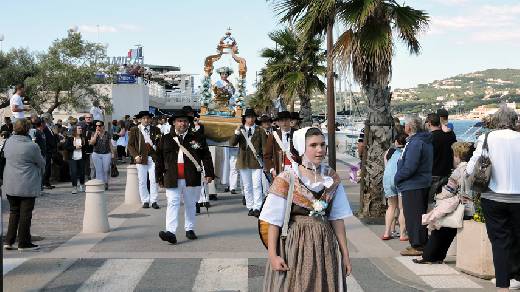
[
  {"left": 259, "top": 28, "right": 326, "bottom": 125},
  {"left": 270, "top": 0, "right": 429, "bottom": 217}
]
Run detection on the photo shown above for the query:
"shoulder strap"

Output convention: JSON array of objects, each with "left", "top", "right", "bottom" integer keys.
[
  {"left": 173, "top": 136, "right": 203, "bottom": 172},
  {"left": 280, "top": 171, "right": 295, "bottom": 239},
  {"left": 482, "top": 132, "right": 490, "bottom": 156},
  {"left": 240, "top": 128, "right": 264, "bottom": 168}
]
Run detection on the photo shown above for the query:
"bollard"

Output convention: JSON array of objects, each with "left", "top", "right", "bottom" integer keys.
[
  {"left": 82, "top": 179, "right": 110, "bottom": 233},
  {"left": 124, "top": 165, "right": 141, "bottom": 205}
]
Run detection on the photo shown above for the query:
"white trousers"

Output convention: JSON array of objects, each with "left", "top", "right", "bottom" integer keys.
[
  {"left": 229, "top": 149, "right": 239, "bottom": 190},
  {"left": 91, "top": 152, "right": 111, "bottom": 183},
  {"left": 165, "top": 180, "right": 200, "bottom": 233},
  {"left": 136, "top": 156, "right": 158, "bottom": 204},
  {"left": 239, "top": 168, "right": 264, "bottom": 210}
]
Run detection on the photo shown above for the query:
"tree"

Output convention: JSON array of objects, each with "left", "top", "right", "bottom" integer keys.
[
  {"left": 334, "top": 0, "right": 429, "bottom": 217},
  {"left": 0, "top": 48, "right": 38, "bottom": 108},
  {"left": 259, "top": 28, "right": 326, "bottom": 125},
  {"left": 270, "top": 0, "right": 339, "bottom": 168},
  {"left": 25, "top": 31, "right": 114, "bottom": 114},
  {"left": 270, "top": 0, "right": 429, "bottom": 217}
]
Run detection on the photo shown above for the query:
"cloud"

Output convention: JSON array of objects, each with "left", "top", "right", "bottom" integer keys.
[
  {"left": 427, "top": 3, "right": 520, "bottom": 42},
  {"left": 78, "top": 24, "right": 142, "bottom": 33},
  {"left": 430, "top": 0, "right": 468, "bottom": 6}
]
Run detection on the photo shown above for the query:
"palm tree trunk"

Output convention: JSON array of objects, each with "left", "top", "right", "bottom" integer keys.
[
  {"left": 299, "top": 94, "right": 312, "bottom": 127},
  {"left": 326, "top": 21, "right": 336, "bottom": 170},
  {"left": 359, "top": 83, "right": 393, "bottom": 218}
]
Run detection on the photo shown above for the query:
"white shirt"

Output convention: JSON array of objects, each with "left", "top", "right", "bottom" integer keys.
[
  {"left": 72, "top": 137, "right": 83, "bottom": 160},
  {"left": 90, "top": 106, "right": 103, "bottom": 122},
  {"left": 259, "top": 183, "right": 353, "bottom": 227},
  {"left": 175, "top": 131, "right": 188, "bottom": 163},
  {"left": 467, "top": 129, "right": 520, "bottom": 194},
  {"left": 280, "top": 129, "right": 291, "bottom": 150},
  {"left": 161, "top": 124, "right": 171, "bottom": 135},
  {"left": 10, "top": 94, "right": 24, "bottom": 119}
]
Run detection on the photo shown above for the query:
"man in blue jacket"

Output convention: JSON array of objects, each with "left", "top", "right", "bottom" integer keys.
[{"left": 395, "top": 115, "right": 433, "bottom": 256}]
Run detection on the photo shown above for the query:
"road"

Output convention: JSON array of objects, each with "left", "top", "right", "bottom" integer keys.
[{"left": 2, "top": 157, "right": 495, "bottom": 291}]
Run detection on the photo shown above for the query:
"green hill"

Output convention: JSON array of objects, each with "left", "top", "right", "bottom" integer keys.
[{"left": 392, "top": 69, "right": 520, "bottom": 114}]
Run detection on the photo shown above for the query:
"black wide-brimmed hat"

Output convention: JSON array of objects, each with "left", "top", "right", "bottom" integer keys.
[
  {"left": 242, "top": 108, "right": 258, "bottom": 118},
  {"left": 168, "top": 109, "right": 194, "bottom": 125},
  {"left": 290, "top": 111, "right": 303, "bottom": 120},
  {"left": 182, "top": 106, "right": 194, "bottom": 113},
  {"left": 275, "top": 111, "right": 291, "bottom": 121},
  {"left": 135, "top": 111, "right": 154, "bottom": 119},
  {"left": 259, "top": 114, "right": 272, "bottom": 123}
]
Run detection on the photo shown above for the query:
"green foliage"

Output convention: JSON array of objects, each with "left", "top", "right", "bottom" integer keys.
[
  {"left": 24, "top": 31, "right": 116, "bottom": 114},
  {"left": 393, "top": 69, "right": 520, "bottom": 114},
  {"left": 0, "top": 48, "right": 38, "bottom": 106},
  {"left": 472, "top": 193, "right": 485, "bottom": 223},
  {"left": 257, "top": 28, "right": 326, "bottom": 123}
]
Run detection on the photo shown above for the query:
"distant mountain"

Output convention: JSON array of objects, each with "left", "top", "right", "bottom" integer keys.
[{"left": 391, "top": 69, "right": 520, "bottom": 114}]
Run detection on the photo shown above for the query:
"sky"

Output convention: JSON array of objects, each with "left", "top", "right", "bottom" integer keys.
[{"left": 1, "top": 0, "right": 519, "bottom": 92}]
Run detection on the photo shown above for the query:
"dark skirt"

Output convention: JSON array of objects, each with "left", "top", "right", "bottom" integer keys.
[{"left": 263, "top": 216, "right": 347, "bottom": 292}]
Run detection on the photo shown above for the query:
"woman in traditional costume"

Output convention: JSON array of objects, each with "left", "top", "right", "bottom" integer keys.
[{"left": 259, "top": 127, "right": 353, "bottom": 292}]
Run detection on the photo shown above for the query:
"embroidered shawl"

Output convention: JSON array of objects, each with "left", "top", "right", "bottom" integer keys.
[{"left": 269, "top": 168, "right": 342, "bottom": 210}]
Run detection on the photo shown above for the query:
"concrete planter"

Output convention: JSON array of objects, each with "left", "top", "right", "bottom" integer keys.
[{"left": 456, "top": 220, "right": 495, "bottom": 279}]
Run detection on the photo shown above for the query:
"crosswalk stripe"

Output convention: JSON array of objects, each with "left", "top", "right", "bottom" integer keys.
[
  {"left": 192, "top": 258, "right": 248, "bottom": 292},
  {"left": 3, "top": 258, "right": 28, "bottom": 276},
  {"left": 77, "top": 259, "right": 153, "bottom": 292},
  {"left": 346, "top": 275, "right": 364, "bottom": 291}
]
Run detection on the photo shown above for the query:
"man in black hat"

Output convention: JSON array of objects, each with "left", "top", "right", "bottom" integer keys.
[
  {"left": 182, "top": 106, "right": 205, "bottom": 135},
  {"left": 264, "top": 111, "right": 298, "bottom": 177},
  {"left": 155, "top": 109, "right": 214, "bottom": 244},
  {"left": 128, "top": 111, "right": 162, "bottom": 209},
  {"left": 290, "top": 111, "right": 302, "bottom": 129},
  {"left": 230, "top": 108, "right": 266, "bottom": 217},
  {"left": 259, "top": 114, "right": 273, "bottom": 135}
]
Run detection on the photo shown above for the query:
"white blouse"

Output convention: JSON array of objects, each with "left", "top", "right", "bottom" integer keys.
[{"left": 259, "top": 183, "right": 353, "bottom": 227}]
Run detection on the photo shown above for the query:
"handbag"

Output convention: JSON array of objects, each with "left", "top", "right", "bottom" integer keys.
[
  {"left": 471, "top": 132, "right": 492, "bottom": 193},
  {"left": 110, "top": 161, "right": 119, "bottom": 177},
  {"left": 438, "top": 201, "right": 465, "bottom": 228}
]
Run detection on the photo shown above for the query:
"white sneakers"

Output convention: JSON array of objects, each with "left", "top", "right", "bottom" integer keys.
[
  {"left": 491, "top": 278, "right": 520, "bottom": 290},
  {"left": 72, "top": 185, "right": 85, "bottom": 194}
]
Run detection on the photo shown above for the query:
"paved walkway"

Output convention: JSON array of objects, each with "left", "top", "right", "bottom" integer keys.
[{"left": 2, "top": 157, "right": 495, "bottom": 291}]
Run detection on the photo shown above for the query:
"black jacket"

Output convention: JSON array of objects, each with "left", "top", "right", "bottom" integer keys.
[
  {"left": 155, "top": 131, "right": 215, "bottom": 188},
  {"left": 43, "top": 127, "right": 58, "bottom": 155}
]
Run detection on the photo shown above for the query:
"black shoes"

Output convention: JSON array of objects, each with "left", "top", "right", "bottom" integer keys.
[
  {"left": 248, "top": 209, "right": 254, "bottom": 216},
  {"left": 18, "top": 243, "right": 40, "bottom": 251},
  {"left": 186, "top": 230, "right": 198, "bottom": 240},
  {"left": 224, "top": 187, "right": 230, "bottom": 192},
  {"left": 43, "top": 184, "right": 55, "bottom": 189},
  {"left": 159, "top": 231, "right": 177, "bottom": 244},
  {"left": 253, "top": 209, "right": 261, "bottom": 218},
  {"left": 242, "top": 196, "right": 246, "bottom": 206},
  {"left": 151, "top": 202, "right": 160, "bottom": 209},
  {"left": 209, "top": 194, "right": 218, "bottom": 200},
  {"left": 3, "top": 244, "right": 15, "bottom": 250},
  {"left": 142, "top": 202, "right": 150, "bottom": 208}
]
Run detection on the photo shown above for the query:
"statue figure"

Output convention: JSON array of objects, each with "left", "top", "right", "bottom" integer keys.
[
  {"left": 200, "top": 29, "right": 247, "bottom": 117},
  {"left": 212, "top": 66, "right": 235, "bottom": 113}
]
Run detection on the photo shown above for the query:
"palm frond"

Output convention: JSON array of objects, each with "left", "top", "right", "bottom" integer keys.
[{"left": 386, "top": 2, "right": 429, "bottom": 54}]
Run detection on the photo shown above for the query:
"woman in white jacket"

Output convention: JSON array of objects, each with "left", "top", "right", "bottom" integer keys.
[{"left": 466, "top": 105, "right": 520, "bottom": 291}]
